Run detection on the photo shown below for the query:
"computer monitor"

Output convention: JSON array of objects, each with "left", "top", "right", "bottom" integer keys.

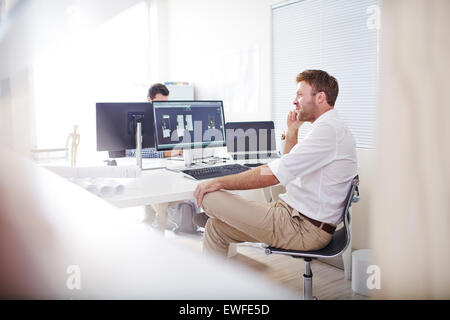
[
  {"left": 152, "top": 101, "right": 226, "bottom": 151},
  {"left": 96, "top": 102, "right": 155, "bottom": 157},
  {"left": 225, "top": 121, "right": 278, "bottom": 159}
]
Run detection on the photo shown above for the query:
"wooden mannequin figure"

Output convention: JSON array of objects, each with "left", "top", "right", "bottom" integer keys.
[{"left": 66, "top": 125, "right": 80, "bottom": 167}]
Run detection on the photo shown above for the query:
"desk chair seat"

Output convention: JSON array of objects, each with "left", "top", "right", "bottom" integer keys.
[{"left": 265, "top": 175, "right": 360, "bottom": 300}]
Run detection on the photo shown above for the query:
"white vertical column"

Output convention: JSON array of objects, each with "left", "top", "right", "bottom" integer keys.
[
  {"left": 371, "top": 0, "right": 450, "bottom": 299},
  {"left": 148, "top": 0, "right": 168, "bottom": 83}
]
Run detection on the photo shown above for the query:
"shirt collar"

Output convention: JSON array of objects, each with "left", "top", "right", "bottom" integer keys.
[{"left": 312, "top": 109, "right": 336, "bottom": 127}]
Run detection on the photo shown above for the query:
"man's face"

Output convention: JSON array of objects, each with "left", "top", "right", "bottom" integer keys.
[{"left": 292, "top": 81, "right": 317, "bottom": 122}]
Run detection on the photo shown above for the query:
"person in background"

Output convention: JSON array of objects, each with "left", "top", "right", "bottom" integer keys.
[
  {"left": 126, "top": 83, "right": 182, "bottom": 158},
  {"left": 134, "top": 83, "right": 200, "bottom": 233}
]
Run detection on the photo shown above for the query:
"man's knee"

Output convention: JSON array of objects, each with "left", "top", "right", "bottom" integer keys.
[
  {"left": 204, "top": 218, "right": 228, "bottom": 244},
  {"left": 203, "top": 218, "right": 229, "bottom": 256},
  {"left": 205, "top": 218, "right": 223, "bottom": 243},
  {"left": 202, "top": 191, "right": 226, "bottom": 215},
  {"left": 204, "top": 216, "right": 216, "bottom": 234}
]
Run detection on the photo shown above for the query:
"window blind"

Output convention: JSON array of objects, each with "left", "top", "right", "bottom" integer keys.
[{"left": 272, "top": 0, "right": 379, "bottom": 148}]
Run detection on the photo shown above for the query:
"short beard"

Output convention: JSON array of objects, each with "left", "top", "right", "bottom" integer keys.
[{"left": 297, "top": 109, "right": 314, "bottom": 122}]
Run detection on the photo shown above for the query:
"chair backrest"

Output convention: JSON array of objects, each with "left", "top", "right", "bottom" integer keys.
[
  {"left": 265, "top": 175, "right": 360, "bottom": 258},
  {"left": 340, "top": 175, "right": 360, "bottom": 254}
]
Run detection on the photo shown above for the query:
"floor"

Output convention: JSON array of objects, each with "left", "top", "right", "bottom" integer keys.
[
  {"left": 120, "top": 207, "right": 368, "bottom": 300},
  {"left": 165, "top": 229, "right": 368, "bottom": 300}
]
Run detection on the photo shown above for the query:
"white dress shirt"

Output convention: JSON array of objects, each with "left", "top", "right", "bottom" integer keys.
[{"left": 268, "top": 109, "right": 357, "bottom": 225}]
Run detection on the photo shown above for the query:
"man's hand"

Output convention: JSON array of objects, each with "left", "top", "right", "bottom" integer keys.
[
  {"left": 287, "top": 109, "right": 304, "bottom": 131},
  {"left": 193, "top": 166, "right": 279, "bottom": 207},
  {"left": 164, "top": 149, "right": 183, "bottom": 158},
  {"left": 284, "top": 109, "right": 304, "bottom": 155},
  {"left": 194, "top": 179, "right": 224, "bottom": 207}
]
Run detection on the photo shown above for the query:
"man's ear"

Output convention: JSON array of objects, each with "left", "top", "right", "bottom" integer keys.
[{"left": 317, "top": 92, "right": 327, "bottom": 105}]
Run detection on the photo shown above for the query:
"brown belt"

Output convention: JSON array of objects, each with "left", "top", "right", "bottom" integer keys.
[{"left": 300, "top": 214, "right": 336, "bottom": 234}]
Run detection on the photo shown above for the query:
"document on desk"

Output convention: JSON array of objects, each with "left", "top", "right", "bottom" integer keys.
[
  {"left": 44, "top": 165, "right": 141, "bottom": 178},
  {"left": 74, "top": 178, "right": 125, "bottom": 197}
]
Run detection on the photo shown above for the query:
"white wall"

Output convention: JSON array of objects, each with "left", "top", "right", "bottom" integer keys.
[{"left": 160, "top": 0, "right": 278, "bottom": 123}]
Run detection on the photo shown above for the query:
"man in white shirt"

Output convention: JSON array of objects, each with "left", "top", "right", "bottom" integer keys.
[{"left": 194, "top": 70, "right": 357, "bottom": 256}]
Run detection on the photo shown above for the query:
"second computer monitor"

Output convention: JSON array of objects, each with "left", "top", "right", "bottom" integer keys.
[
  {"left": 225, "top": 121, "right": 278, "bottom": 158},
  {"left": 96, "top": 102, "right": 155, "bottom": 155},
  {"left": 152, "top": 101, "right": 226, "bottom": 151}
]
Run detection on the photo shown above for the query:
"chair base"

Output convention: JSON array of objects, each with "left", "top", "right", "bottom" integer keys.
[
  {"left": 302, "top": 258, "right": 318, "bottom": 300},
  {"left": 302, "top": 273, "right": 317, "bottom": 300}
]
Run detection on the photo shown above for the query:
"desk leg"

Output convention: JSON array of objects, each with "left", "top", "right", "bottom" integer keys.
[
  {"left": 153, "top": 202, "right": 169, "bottom": 234},
  {"left": 144, "top": 205, "right": 156, "bottom": 224}
]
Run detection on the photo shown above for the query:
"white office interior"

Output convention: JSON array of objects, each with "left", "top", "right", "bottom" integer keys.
[{"left": 0, "top": 0, "right": 449, "bottom": 300}]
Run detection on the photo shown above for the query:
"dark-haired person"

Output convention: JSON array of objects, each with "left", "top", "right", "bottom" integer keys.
[
  {"left": 147, "top": 83, "right": 170, "bottom": 102},
  {"left": 194, "top": 70, "right": 357, "bottom": 257},
  {"left": 126, "top": 83, "right": 182, "bottom": 158}
]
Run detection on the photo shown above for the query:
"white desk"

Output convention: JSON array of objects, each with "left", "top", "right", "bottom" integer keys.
[
  {"left": 106, "top": 158, "right": 271, "bottom": 208},
  {"left": 108, "top": 166, "right": 199, "bottom": 208}
]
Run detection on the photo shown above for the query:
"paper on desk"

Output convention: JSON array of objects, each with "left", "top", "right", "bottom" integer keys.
[
  {"left": 45, "top": 165, "right": 141, "bottom": 178},
  {"left": 74, "top": 178, "right": 125, "bottom": 198}
]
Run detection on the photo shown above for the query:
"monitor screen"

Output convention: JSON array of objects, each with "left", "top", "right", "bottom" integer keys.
[
  {"left": 96, "top": 102, "right": 155, "bottom": 152},
  {"left": 225, "top": 121, "right": 277, "bottom": 154},
  {"left": 153, "top": 101, "right": 226, "bottom": 151}
]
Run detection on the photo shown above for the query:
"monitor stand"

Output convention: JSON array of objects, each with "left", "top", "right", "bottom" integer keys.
[
  {"left": 135, "top": 121, "right": 166, "bottom": 171},
  {"left": 108, "top": 150, "right": 126, "bottom": 158},
  {"left": 165, "top": 148, "right": 198, "bottom": 173},
  {"left": 183, "top": 148, "right": 194, "bottom": 167},
  {"left": 182, "top": 148, "right": 215, "bottom": 167},
  {"left": 136, "top": 122, "right": 143, "bottom": 169},
  {"left": 165, "top": 148, "right": 224, "bottom": 173},
  {"left": 183, "top": 147, "right": 226, "bottom": 166}
]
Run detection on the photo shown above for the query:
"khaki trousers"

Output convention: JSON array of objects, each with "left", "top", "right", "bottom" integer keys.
[{"left": 201, "top": 190, "right": 332, "bottom": 257}]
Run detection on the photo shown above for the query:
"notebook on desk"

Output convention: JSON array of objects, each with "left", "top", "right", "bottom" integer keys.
[{"left": 225, "top": 121, "right": 280, "bottom": 167}]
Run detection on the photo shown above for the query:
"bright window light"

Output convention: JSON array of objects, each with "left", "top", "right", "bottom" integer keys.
[{"left": 33, "top": 1, "right": 150, "bottom": 161}]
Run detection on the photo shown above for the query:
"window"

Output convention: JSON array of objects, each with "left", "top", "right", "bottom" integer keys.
[
  {"left": 272, "top": 0, "right": 380, "bottom": 148},
  {"left": 33, "top": 1, "right": 150, "bottom": 159}
]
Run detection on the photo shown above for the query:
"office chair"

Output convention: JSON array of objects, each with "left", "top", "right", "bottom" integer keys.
[{"left": 265, "top": 175, "right": 360, "bottom": 300}]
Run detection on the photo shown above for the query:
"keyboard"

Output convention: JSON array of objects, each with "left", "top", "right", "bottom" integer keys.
[{"left": 182, "top": 164, "right": 250, "bottom": 180}]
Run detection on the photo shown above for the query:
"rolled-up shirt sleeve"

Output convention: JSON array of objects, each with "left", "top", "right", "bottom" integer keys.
[
  {"left": 268, "top": 123, "right": 337, "bottom": 186},
  {"left": 267, "top": 158, "right": 291, "bottom": 186}
]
